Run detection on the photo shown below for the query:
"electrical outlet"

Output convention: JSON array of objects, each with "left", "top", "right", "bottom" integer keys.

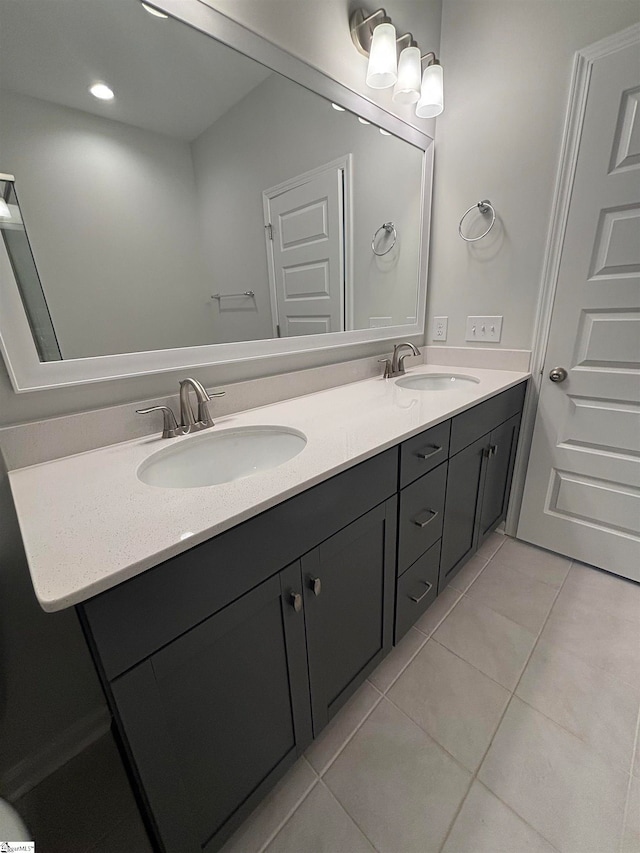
[
  {"left": 431, "top": 316, "right": 448, "bottom": 341},
  {"left": 465, "top": 315, "right": 503, "bottom": 342}
]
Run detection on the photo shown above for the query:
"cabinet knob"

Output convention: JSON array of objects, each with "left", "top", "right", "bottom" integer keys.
[
  {"left": 309, "top": 576, "right": 322, "bottom": 597},
  {"left": 290, "top": 592, "right": 303, "bottom": 612}
]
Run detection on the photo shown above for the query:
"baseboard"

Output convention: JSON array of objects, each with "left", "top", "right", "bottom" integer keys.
[{"left": 1, "top": 705, "right": 111, "bottom": 802}]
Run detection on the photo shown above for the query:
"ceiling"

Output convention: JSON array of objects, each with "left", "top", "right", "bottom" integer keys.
[{"left": 0, "top": 0, "right": 273, "bottom": 140}]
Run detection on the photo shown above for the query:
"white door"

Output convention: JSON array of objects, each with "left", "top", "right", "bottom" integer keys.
[
  {"left": 264, "top": 158, "right": 349, "bottom": 337},
  {"left": 518, "top": 26, "right": 640, "bottom": 581}
]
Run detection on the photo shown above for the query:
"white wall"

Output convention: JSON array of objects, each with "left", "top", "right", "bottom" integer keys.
[
  {"left": 427, "top": 0, "right": 639, "bottom": 351},
  {"left": 192, "top": 73, "right": 423, "bottom": 340},
  {"left": 0, "top": 90, "right": 213, "bottom": 358}
]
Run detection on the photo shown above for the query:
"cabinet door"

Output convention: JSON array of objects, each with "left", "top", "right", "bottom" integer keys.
[
  {"left": 110, "top": 565, "right": 312, "bottom": 853},
  {"left": 477, "top": 413, "right": 521, "bottom": 545},
  {"left": 301, "top": 499, "right": 397, "bottom": 735},
  {"left": 439, "top": 435, "right": 487, "bottom": 591}
]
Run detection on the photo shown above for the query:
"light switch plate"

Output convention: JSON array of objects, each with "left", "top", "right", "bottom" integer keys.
[
  {"left": 431, "top": 316, "right": 448, "bottom": 341},
  {"left": 465, "top": 315, "right": 503, "bottom": 342}
]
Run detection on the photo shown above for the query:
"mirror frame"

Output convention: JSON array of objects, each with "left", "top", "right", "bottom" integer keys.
[{"left": 0, "top": 0, "right": 433, "bottom": 393}]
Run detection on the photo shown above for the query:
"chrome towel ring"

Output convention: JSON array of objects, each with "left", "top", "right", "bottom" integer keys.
[
  {"left": 372, "top": 221, "right": 397, "bottom": 256},
  {"left": 458, "top": 200, "right": 496, "bottom": 242}
]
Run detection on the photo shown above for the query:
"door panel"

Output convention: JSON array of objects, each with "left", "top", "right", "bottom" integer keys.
[
  {"left": 265, "top": 161, "right": 347, "bottom": 337},
  {"left": 478, "top": 415, "right": 521, "bottom": 543},
  {"left": 302, "top": 500, "right": 396, "bottom": 734},
  {"left": 113, "top": 569, "right": 311, "bottom": 852},
  {"left": 519, "top": 30, "right": 640, "bottom": 580}
]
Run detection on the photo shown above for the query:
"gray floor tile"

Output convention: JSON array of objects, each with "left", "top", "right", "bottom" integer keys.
[
  {"left": 516, "top": 639, "right": 640, "bottom": 773},
  {"left": 442, "top": 780, "right": 556, "bottom": 853},
  {"left": 479, "top": 696, "right": 628, "bottom": 853},
  {"left": 448, "top": 553, "right": 488, "bottom": 593},
  {"left": 264, "top": 781, "right": 375, "bottom": 853},
  {"left": 324, "top": 698, "right": 471, "bottom": 853},
  {"left": 475, "top": 531, "right": 506, "bottom": 563},
  {"left": 389, "top": 639, "right": 510, "bottom": 772},
  {"left": 563, "top": 562, "right": 640, "bottom": 625},
  {"left": 635, "top": 724, "right": 640, "bottom": 778},
  {"left": 466, "top": 558, "right": 558, "bottom": 633},
  {"left": 434, "top": 594, "right": 537, "bottom": 690},
  {"left": 305, "top": 681, "right": 381, "bottom": 775},
  {"left": 542, "top": 591, "right": 640, "bottom": 690},
  {"left": 221, "top": 758, "right": 317, "bottom": 853},
  {"left": 369, "top": 627, "right": 426, "bottom": 693},
  {"left": 15, "top": 732, "right": 138, "bottom": 853},
  {"left": 621, "top": 775, "right": 640, "bottom": 853},
  {"left": 414, "top": 586, "right": 461, "bottom": 637},
  {"left": 491, "top": 537, "right": 571, "bottom": 588}
]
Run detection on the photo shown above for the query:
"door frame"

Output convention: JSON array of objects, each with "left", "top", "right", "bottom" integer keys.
[
  {"left": 506, "top": 22, "right": 640, "bottom": 536},
  {"left": 262, "top": 154, "right": 354, "bottom": 338}
]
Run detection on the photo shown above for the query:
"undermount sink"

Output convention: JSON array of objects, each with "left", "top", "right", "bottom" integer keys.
[
  {"left": 137, "top": 426, "right": 307, "bottom": 488},
  {"left": 395, "top": 373, "right": 480, "bottom": 391}
]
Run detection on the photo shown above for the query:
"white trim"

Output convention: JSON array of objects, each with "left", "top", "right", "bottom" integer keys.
[
  {"left": 1, "top": 706, "right": 111, "bottom": 801},
  {"left": 0, "top": 0, "right": 433, "bottom": 393},
  {"left": 262, "top": 154, "right": 353, "bottom": 336},
  {"left": 507, "top": 23, "right": 640, "bottom": 536}
]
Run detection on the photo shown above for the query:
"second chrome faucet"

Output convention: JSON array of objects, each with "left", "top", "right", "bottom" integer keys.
[
  {"left": 379, "top": 342, "right": 421, "bottom": 379},
  {"left": 137, "top": 377, "right": 225, "bottom": 438}
]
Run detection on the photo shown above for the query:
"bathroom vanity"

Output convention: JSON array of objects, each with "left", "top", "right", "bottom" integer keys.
[{"left": 9, "top": 367, "right": 527, "bottom": 853}]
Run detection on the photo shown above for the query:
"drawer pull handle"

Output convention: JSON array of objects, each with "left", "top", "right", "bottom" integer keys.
[
  {"left": 290, "top": 592, "right": 303, "bottom": 613},
  {"left": 309, "top": 576, "right": 322, "bottom": 597},
  {"left": 410, "top": 581, "right": 433, "bottom": 603},
  {"left": 412, "top": 509, "right": 439, "bottom": 528},
  {"left": 416, "top": 444, "right": 442, "bottom": 461}
]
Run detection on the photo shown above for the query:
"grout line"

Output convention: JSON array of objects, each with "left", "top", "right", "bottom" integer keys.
[
  {"left": 436, "top": 548, "right": 571, "bottom": 852},
  {"left": 413, "top": 588, "right": 463, "bottom": 639},
  {"left": 619, "top": 704, "right": 640, "bottom": 853},
  {"left": 310, "top": 687, "right": 384, "bottom": 778},
  {"left": 254, "top": 767, "right": 319, "bottom": 853},
  {"left": 317, "top": 778, "right": 383, "bottom": 853}
]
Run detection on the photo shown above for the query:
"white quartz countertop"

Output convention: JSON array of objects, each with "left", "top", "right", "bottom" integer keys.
[{"left": 9, "top": 365, "right": 529, "bottom": 611}]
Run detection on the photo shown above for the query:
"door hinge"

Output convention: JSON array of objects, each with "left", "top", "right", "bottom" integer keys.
[{"left": 265, "top": 223, "right": 273, "bottom": 240}]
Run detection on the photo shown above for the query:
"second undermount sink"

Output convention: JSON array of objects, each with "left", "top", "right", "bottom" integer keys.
[
  {"left": 395, "top": 373, "right": 480, "bottom": 391},
  {"left": 137, "top": 426, "right": 307, "bottom": 488}
]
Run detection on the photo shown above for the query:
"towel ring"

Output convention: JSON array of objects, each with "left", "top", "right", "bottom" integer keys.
[
  {"left": 372, "top": 221, "right": 397, "bottom": 256},
  {"left": 458, "top": 200, "right": 496, "bottom": 242}
]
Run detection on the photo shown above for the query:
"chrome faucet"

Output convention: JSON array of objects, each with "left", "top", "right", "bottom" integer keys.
[
  {"left": 136, "top": 377, "right": 225, "bottom": 437},
  {"left": 379, "top": 342, "right": 421, "bottom": 378}
]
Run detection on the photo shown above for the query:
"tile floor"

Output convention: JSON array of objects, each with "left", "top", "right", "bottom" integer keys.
[{"left": 11, "top": 534, "right": 640, "bottom": 853}]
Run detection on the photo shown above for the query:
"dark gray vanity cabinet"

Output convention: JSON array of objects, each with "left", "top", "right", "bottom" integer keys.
[
  {"left": 79, "top": 451, "right": 398, "bottom": 853},
  {"left": 439, "top": 385, "right": 526, "bottom": 591}
]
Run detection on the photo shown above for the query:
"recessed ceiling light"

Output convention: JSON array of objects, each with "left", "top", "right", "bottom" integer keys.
[
  {"left": 358, "top": 117, "right": 371, "bottom": 125},
  {"left": 331, "top": 103, "right": 346, "bottom": 111},
  {"left": 89, "top": 83, "right": 115, "bottom": 101},
  {"left": 141, "top": 3, "right": 168, "bottom": 18},
  {"left": 379, "top": 128, "right": 391, "bottom": 136}
]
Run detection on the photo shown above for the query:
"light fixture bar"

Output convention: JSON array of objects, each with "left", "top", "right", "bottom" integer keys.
[{"left": 350, "top": 8, "right": 389, "bottom": 57}]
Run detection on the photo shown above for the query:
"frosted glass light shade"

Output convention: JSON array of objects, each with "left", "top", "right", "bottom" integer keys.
[
  {"left": 393, "top": 46, "right": 421, "bottom": 104},
  {"left": 416, "top": 63, "right": 444, "bottom": 117},
  {"left": 366, "top": 22, "right": 397, "bottom": 89},
  {"left": 0, "top": 199, "right": 10, "bottom": 219}
]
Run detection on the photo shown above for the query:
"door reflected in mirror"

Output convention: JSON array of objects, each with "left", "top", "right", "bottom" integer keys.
[{"left": 0, "top": 0, "right": 425, "bottom": 362}]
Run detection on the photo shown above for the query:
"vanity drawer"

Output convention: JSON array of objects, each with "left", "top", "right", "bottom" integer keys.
[
  {"left": 395, "top": 540, "right": 440, "bottom": 643},
  {"left": 400, "top": 420, "right": 451, "bottom": 488},
  {"left": 450, "top": 382, "right": 526, "bottom": 455},
  {"left": 398, "top": 461, "right": 447, "bottom": 575},
  {"left": 80, "top": 448, "right": 398, "bottom": 681}
]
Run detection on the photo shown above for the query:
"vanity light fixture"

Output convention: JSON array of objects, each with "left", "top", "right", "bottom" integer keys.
[
  {"left": 141, "top": 2, "right": 169, "bottom": 17},
  {"left": 350, "top": 7, "right": 444, "bottom": 118},
  {"left": 89, "top": 82, "right": 115, "bottom": 101},
  {"left": 0, "top": 198, "right": 10, "bottom": 219}
]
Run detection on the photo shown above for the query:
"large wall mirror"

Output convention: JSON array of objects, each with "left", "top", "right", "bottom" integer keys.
[{"left": 0, "top": 0, "right": 433, "bottom": 391}]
